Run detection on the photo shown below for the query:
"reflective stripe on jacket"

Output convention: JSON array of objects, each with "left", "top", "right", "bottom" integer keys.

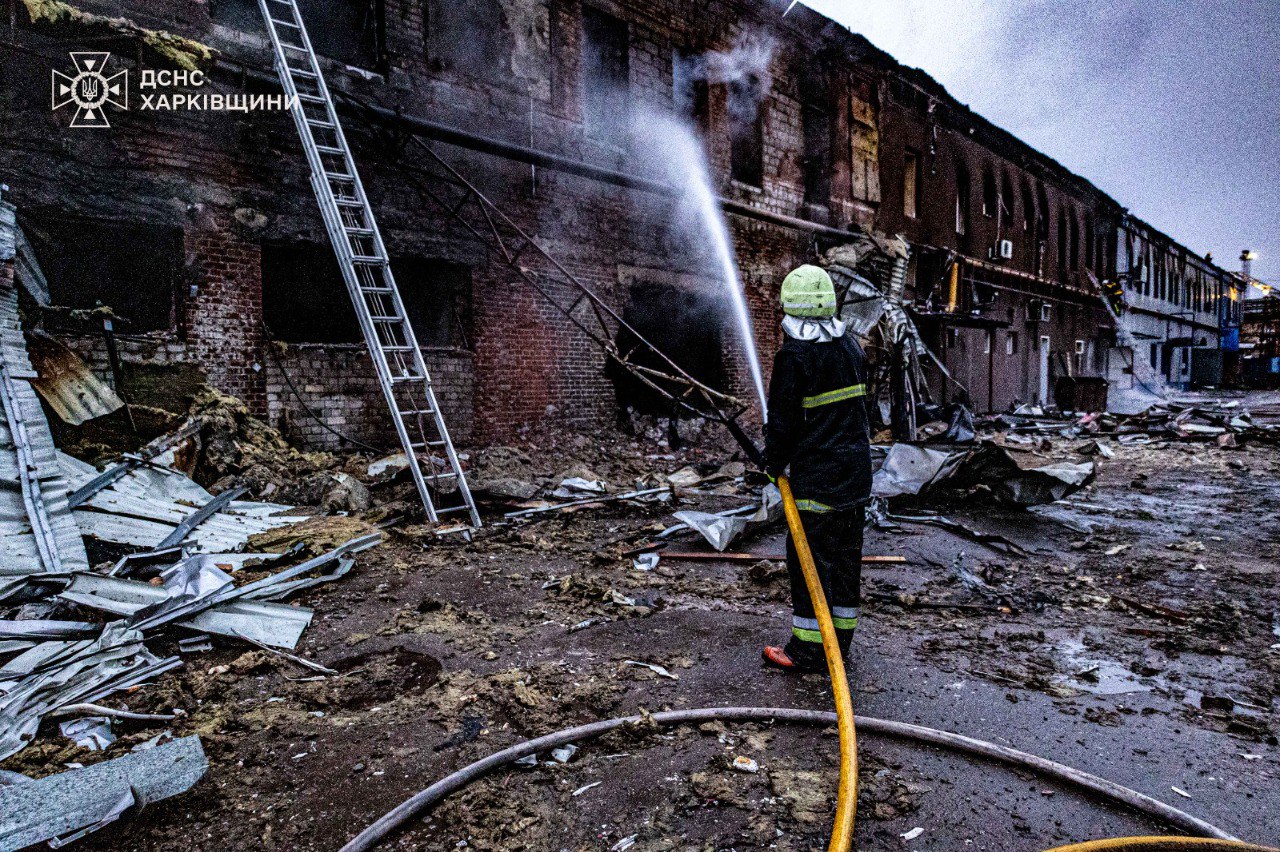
[{"left": 764, "top": 333, "right": 872, "bottom": 510}]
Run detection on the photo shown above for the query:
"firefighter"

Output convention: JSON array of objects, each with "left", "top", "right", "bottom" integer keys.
[{"left": 762, "top": 264, "right": 872, "bottom": 672}]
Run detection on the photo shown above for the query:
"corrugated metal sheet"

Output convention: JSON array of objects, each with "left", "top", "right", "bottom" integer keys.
[
  {"left": 26, "top": 330, "right": 123, "bottom": 425},
  {"left": 58, "top": 451, "right": 304, "bottom": 553},
  {"left": 0, "top": 248, "right": 89, "bottom": 576}
]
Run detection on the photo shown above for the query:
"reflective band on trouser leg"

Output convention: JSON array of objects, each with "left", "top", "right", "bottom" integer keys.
[
  {"left": 792, "top": 615, "right": 823, "bottom": 643},
  {"left": 832, "top": 606, "right": 859, "bottom": 631},
  {"left": 794, "top": 499, "right": 833, "bottom": 513},
  {"left": 802, "top": 383, "right": 867, "bottom": 408}
]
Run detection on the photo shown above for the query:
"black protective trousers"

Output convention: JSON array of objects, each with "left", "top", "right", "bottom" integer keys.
[{"left": 783, "top": 504, "right": 865, "bottom": 669}]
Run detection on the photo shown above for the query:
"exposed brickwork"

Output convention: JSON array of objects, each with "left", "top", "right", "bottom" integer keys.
[
  {"left": 0, "top": 0, "right": 1237, "bottom": 447},
  {"left": 185, "top": 228, "right": 267, "bottom": 414}
]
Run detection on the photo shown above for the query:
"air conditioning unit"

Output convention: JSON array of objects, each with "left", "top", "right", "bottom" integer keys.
[{"left": 987, "top": 240, "right": 1014, "bottom": 261}]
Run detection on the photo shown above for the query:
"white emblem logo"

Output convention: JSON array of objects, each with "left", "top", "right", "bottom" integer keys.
[{"left": 52, "top": 52, "right": 128, "bottom": 128}]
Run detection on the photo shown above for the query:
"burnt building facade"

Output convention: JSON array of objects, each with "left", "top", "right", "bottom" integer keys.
[{"left": 0, "top": 0, "right": 1241, "bottom": 450}]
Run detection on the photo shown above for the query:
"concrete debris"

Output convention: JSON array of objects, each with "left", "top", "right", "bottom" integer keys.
[{"left": 0, "top": 735, "right": 206, "bottom": 850}]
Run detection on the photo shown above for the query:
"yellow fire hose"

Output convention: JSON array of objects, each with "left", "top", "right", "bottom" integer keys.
[
  {"left": 777, "top": 477, "right": 1279, "bottom": 852},
  {"left": 1047, "top": 840, "right": 1275, "bottom": 852},
  {"left": 777, "top": 476, "right": 858, "bottom": 852}
]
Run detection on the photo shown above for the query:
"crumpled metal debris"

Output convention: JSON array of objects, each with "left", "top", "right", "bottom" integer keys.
[
  {"left": 672, "top": 484, "right": 781, "bottom": 551},
  {"left": 872, "top": 444, "right": 967, "bottom": 498},
  {"left": 0, "top": 622, "right": 180, "bottom": 760},
  {"left": 58, "top": 715, "right": 115, "bottom": 751},
  {"left": 0, "top": 735, "right": 206, "bottom": 850},
  {"left": 872, "top": 442, "right": 1095, "bottom": 507}
]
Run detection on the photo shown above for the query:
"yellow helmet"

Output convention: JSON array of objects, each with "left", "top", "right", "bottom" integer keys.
[{"left": 780, "top": 265, "right": 837, "bottom": 318}]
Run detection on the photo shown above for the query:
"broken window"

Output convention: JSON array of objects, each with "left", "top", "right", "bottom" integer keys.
[
  {"left": 1022, "top": 180, "right": 1035, "bottom": 232},
  {"left": 954, "top": 167, "right": 970, "bottom": 236},
  {"left": 23, "top": 215, "right": 181, "bottom": 333},
  {"left": 903, "top": 150, "right": 920, "bottom": 219},
  {"left": 729, "top": 76, "right": 766, "bottom": 187},
  {"left": 802, "top": 102, "right": 831, "bottom": 205},
  {"left": 425, "top": 0, "right": 512, "bottom": 82},
  {"left": 672, "top": 49, "right": 710, "bottom": 135},
  {"left": 1007, "top": 331, "right": 1018, "bottom": 355},
  {"left": 263, "top": 242, "right": 360, "bottom": 344},
  {"left": 263, "top": 244, "right": 470, "bottom": 347},
  {"left": 396, "top": 259, "right": 472, "bottom": 349},
  {"left": 1057, "top": 208, "right": 1068, "bottom": 270},
  {"left": 608, "top": 280, "right": 726, "bottom": 415},
  {"left": 1036, "top": 184, "right": 1050, "bottom": 241},
  {"left": 799, "top": 63, "right": 831, "bottom": 205},
  {"left": 1069, "top": 214, "right": 1080, "bottom": 271},
  {"left": 581, "top": 6, "right": 630, "bottom": 142},
  {"left": 211, "top": 0, "right": 384, "bottom": 69},
  {"left": 982, "top": 168, "right": 997, "bottom": 218}
]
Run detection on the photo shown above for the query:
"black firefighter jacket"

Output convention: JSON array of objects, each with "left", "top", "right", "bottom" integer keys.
[{"left": 764, "top": 333, "right": 872, "bottom": 511}]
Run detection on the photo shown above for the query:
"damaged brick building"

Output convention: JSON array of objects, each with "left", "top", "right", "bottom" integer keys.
[{"left": 0, "top": 0, "right": 1242, "bottom": 451}]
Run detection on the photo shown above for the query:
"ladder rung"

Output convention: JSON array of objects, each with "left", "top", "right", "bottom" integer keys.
[
  {"left": 270, "top": 18, "right": 301, "bottom": 29},
  {"left": 369, "top": 314, "right": 403, "bottom": 322},
  {"left": 290, "top": 69, "right": 318, "bottom": 79},
  {"left": 382, "top": 345, "right": 414, "bottom": 352},
  {"left": 435, "top": 505, "right": 472, "bottom": 515},
  {"left": 335, "top": 199, "right": 364, "bottom": 208},
  {"left": 316, "top": 145, "right": 345, "bottom": 156},
  {"left": 306, "top": 118, "right": 335, "bottom": 129},
  {"left": 429, "top": 471, "right": 461, "bottom": 481},
  {"left": 326, "top": 172, "right": 355, "bottom": 181},
  {"left": 390, "top": 375, "right": 425, "bottom": 383},
  {"left": 345, "top": 226, "right": 374, "bottom": 236},
  {"left": 400, "top": 408, "right": 436, "bottom": 417},
  {"left": 296, "top": 93, "right": 325, "bottom": 104},
  {"left": 361, "top": 286, "right": 393, "bottom": 294},
  {"left": 352, "top": 255, "right": 385, "bottom": 264},
  {"left": 280, "top": 43, "right": 308, "bottom": 52}
]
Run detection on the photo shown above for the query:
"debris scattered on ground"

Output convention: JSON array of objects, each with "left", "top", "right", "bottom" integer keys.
[{"left": 0, "top": 735, "right": 206, "bottom": 849}]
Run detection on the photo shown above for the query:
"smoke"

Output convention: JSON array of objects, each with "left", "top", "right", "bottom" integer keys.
[
  {"left": 626, "top": 108, "right": 769, "bottom": 417},
  {"left": 676, "top": 34, "right": 777, "bottom": 125}
]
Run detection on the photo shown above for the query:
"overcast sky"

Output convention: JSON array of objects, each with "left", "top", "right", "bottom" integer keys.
[{"left": 797, "top": 0, "right": 1279, "bottom": 285}]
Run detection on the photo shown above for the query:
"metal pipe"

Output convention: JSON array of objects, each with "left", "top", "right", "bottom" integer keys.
[
  {"left": 337, "top": 706, "right": 1242, "bottom": 852},
  {"left": 214, "top": 59, "right": 858, "bottom": 242}
]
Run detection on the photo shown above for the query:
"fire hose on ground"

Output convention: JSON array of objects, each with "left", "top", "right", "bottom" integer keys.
[{"left": 337, "top": 477, "right": 1276, "bottom": 852}]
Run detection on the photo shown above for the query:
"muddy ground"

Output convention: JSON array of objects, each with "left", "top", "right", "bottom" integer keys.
[{"left": 9, "top": 401, "right": 1280, "bottom": 851}]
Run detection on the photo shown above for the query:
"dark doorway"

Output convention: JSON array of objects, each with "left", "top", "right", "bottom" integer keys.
[
  {"left": 608, "top": 281, "right": 726, "bottom": 417},
  {"left": 22, "top": 214, "right": 181, "bottom": 332}
]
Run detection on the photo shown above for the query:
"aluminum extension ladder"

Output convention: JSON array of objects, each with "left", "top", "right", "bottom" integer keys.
[{"left": 256, "top": 0, "right": 480, "bottom": 530}]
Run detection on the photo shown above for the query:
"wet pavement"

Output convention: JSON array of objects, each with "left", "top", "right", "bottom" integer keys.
[{"left": 50, "top": 426, "right": 1280, "bottom": 851}]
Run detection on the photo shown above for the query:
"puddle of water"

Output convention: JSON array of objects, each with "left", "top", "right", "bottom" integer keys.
[{"left": 1053, "top": 636, "right": 1156, "bottom": 696}]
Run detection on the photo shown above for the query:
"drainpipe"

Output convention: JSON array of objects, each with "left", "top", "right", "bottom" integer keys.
[{"left": 947, "top": 259, "right": 961, "bottom": 312}]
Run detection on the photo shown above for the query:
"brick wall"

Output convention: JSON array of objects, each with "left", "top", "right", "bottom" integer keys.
[
  {"left": 184, "top": 227, "right": 267, "bottom": 413},
  {"left": 264, "top": 343, "right": 474, "bottom": 450},
  {"left": 2, "top": 0, "right": 1173, "bottom": 445}
]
